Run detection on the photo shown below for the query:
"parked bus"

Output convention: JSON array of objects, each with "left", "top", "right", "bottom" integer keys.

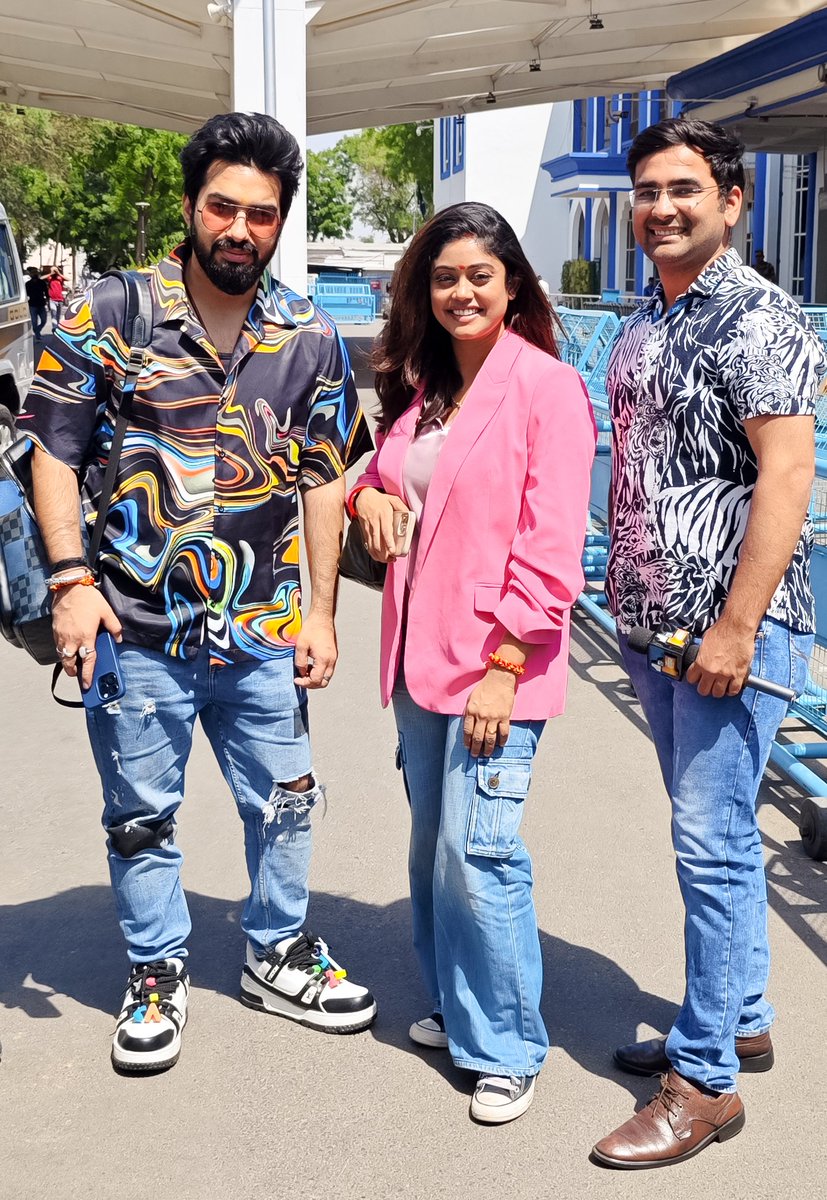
[{"left": 0, "top": 203, "right": 34, "bottom": 447}]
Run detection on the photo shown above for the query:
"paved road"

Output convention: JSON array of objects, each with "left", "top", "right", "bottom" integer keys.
[
  {"left": 0, "top": 394, "right": 824, "bottom": 1197},
  {"left": 1, "top": 604, "right": 824, "bottom": 1198}
]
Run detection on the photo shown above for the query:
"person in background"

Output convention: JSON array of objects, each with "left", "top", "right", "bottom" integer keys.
[
  {"left": 46, "top": 266, "right": 66, "bottom": 330},
  {"left": 349, "top": 202, "right": 595, "bottom": 1125},
  {"left": 593, "top": 117, "right": 823, "bottom": 1169},
  {"left": 25, "top": 268, "right": 49, "bottom": 341},
  {"left": 642, "top": 273, "right": 658, "bottom": 297}
]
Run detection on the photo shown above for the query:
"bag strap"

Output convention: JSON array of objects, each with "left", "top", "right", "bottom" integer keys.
[
  {"left": 50, "top": 661, "right": 81, "bottom": 707},
  {"left": 87, "top": 269, "right": 154, "bottom": 568},
  {"left": 51, "top": 270, "right": 153, "bottom": 709}
]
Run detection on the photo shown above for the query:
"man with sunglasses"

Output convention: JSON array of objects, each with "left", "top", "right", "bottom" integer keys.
[
  {"left": 19, "top": 112, "right": 376, "bottom": 1072},
  {"left": 592, "top": 118, "right": 824, "bottom": 1168}
]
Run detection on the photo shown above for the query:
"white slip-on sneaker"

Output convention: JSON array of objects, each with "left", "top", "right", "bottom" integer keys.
[
  {"left": 111, "top": 958, "right": 189, "bottom": 1072},
  {"left": 470, "top": 1074, "right": 536, "bottom": 1124},
  {"left": 240, "top": 931, "right": 377, "bottom": 1033},
  {"left": 409, "top": 1012, "right": 448, "bottom": 1049}
]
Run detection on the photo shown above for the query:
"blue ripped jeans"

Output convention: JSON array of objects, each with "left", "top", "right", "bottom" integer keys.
[
  {"left": 85, "top": 644, "right": 321, "bottom": 963},
  {"left": 619, "top": 617, "right": 813, "bottom": 1093},
  {"left": 393, "top": 679, "right": 548, "bottom": 1078}
]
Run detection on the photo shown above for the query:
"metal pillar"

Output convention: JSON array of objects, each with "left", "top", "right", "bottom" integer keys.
[{"left": 231, "top": 0, "right": 308, "bottom": 292}]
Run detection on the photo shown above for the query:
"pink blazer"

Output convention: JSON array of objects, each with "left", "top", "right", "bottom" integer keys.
[{"left": 349, "top": 330, "right": 596, "bottom": 719}]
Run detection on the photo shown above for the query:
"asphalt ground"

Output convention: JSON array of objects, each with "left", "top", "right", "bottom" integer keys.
[{"left": 0, "top": 385, "right": 824, "bottom": 1199}]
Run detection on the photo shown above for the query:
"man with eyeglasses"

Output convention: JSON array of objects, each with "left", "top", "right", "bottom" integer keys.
[
  {"left": 592, "top": 118, "right": 825, "bottom": 1168},
  {"left": 19, "top": 112, "right": 377, "bottom": 1072}
]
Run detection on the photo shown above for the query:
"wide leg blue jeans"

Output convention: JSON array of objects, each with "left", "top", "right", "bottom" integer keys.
[{"left": 392, "top": 679, "right": 548, "bottom": 1078}]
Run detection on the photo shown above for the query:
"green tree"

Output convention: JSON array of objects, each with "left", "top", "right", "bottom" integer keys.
[
  {"left": 0, "top": 106, "right": 186, "bottom": 270},
  {"left": 0, "top": 105, "right": 94, "bottom": 256},
  {"left": 63, "top": 123, "right": 187, "bottom": 271},
  {"left": 306, "top": 147, "right": 354, "bottom": 239},
  {"left": 339, "top": 122, "right": 433, "bottom": 242}
]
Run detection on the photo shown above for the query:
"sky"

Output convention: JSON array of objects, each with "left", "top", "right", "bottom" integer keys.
[{"left": 307, "top": 130, "right": 357, "bottom": 151}]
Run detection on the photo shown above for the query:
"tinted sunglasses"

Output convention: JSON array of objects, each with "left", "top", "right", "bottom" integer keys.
[{"left": 197, "top": 199, "right": 280, "bottom": 237}]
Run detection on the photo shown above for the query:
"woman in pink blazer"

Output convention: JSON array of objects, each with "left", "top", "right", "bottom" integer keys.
[{"left": 349, "top": 203, "right": 595, "bottom": 1124}]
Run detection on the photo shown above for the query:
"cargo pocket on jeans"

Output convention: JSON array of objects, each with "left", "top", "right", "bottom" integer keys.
[{"left": 466, "top": 758, "right": 532, "bottom": 858}]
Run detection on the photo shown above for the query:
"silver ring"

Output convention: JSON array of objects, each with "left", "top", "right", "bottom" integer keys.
[
  {"left": 77, "top": 645, "right": 94, "bottom": 659},
  {"left": 58, "top": 646, "right": 75, "bottom": 658}
]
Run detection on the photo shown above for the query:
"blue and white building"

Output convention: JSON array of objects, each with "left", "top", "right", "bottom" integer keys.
[
  {"left": 434, "top": 8, "right": 827, "bottom": 304},
  {"left": 434, "top": 106, "right": 572, "bottom": 294}
]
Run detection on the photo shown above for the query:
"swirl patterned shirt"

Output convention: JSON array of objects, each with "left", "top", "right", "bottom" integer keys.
[
  {"left": 605, "top": 248, "right": 826, "bottom": 637},
  {"left": 19, "top": 244, "right": 372, "bottom": 664}
]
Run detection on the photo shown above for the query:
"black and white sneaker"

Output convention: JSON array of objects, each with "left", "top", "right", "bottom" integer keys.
[
  {"left": 409, "top": 1012, "right": 448, "bottom": 1049},
  {"left": 470, "top": 1073, "right": 536, "bottom": 1124},
  {"left": 240, "top": 932, "right": 377, "bottom": 1033},
  {"left": 111, "top": 959, "right": 189, "bottom": 1072}
]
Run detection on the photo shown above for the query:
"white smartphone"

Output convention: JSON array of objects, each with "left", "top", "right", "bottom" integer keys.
[{"left": 393, "top": 509, "right": 416, "bottom": 556}]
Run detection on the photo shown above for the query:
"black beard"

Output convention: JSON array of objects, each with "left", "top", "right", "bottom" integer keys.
[{"left": 189, "top": 222, "right": 272, "bottom": 295}]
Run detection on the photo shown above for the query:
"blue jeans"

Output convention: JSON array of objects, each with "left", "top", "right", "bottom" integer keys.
[
  {"left": 86, "top": 644, "right": 321, "bottom": 963},
  {"left": 619, "top": 617, "right": 812, "bottom": 1092},
  {"left": 392, "top": 680, "right": 547, "bottom": 1077},
  {"left": 29, "top": 304, "right": 47, "bottom": 340}
]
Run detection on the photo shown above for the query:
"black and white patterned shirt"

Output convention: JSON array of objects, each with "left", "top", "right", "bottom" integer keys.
[{"left": 606, "top": 248, "right": 826, "bottom": 636}]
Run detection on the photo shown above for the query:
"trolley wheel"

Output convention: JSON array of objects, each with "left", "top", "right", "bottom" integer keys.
[{"left": 799, "top": 797, "right": 827, "bottom": 861}]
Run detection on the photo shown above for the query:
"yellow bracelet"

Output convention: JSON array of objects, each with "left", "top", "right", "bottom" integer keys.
[{"left": 486, "top": 652, "right": 525, "bottom": 677}]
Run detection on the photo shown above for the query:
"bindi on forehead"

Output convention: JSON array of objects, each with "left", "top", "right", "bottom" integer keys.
[{"left": 432, "top": 260, "right": 495, "bottom": 271}]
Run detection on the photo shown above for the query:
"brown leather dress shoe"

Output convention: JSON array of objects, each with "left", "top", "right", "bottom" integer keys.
[
  {"left": 592, "top": 1069, "right": 745, "bottom": 1169},
  {"left": 613, "top": 1030, "right": 774, "bottom": 1076}
]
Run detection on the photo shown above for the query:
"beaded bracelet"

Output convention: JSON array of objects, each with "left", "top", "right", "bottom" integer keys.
[{"left": 486, "top": 652, "right": 525, "bottom": 677}]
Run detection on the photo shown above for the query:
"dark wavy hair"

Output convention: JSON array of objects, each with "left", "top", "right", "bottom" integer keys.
[
  {"left": 373, "top": 202, "right": 562, "bottom": 431},
  {"left": 180, "top": 112, "right": 304, "bottom": 219},
  {"left": 626, "top": 118, "right": 745, "bottom": 192}
]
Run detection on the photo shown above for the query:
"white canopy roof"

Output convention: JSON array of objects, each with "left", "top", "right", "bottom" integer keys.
[{"left": 0, "top": 0, "right": 824, "bottom": 135}]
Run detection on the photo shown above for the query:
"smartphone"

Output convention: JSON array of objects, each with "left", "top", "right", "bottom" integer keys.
[
  {"left": 80, "top": 630, "right": 126, "bottom": 709},
  {"left": 393, "top": 509, "right": 416, "bottom": 557}
]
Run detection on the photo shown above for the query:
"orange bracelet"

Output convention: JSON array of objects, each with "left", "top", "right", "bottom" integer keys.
[
  {"left": 486, "top": 652, "right": 525, "bottom": 677},
  {"left": 48, "top": 573, "right": 97, "bottom": 593}
]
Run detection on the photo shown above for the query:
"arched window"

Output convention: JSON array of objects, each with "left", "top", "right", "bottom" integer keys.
[
  {"left": 575, "top": 209, "right": 585, "bottom": 260},
  {"left": 596, "top": 206, "right": 610, "bottom": 289}
]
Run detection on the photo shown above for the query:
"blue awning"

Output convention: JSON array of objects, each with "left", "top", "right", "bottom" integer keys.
[{"left": 667, "top": 10, "right": 827, "bottom": 152}]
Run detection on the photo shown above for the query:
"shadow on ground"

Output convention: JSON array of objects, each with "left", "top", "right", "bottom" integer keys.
[{"left": 0, "top": 884, "right": 672, "bottom": 1102}]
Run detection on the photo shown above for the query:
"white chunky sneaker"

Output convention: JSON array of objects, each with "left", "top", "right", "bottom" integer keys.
[
  {"left": 409, "top": 1012, "right": 448, "bottom": 1049},
  {"left": 470, "top": 1074, "right": 536, "bottom": 1124},
  {"left": 240, "top": 932, "right": 377, "bottom": 1033},
  {"left": 111, "top": 958, "right": 189, "bottom": 1072}
]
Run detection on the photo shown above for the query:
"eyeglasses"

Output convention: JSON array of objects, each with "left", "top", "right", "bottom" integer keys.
[
  {"left": 629, "top": 184, "right": 722, "bottom": 209},
  {"left": 197, "top": 199, "right": 280, "bottom": 237}
]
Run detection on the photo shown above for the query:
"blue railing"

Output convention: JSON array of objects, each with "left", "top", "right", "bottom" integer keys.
[{"left": 310, "top": 273, "right": 376, "bottom": 325}]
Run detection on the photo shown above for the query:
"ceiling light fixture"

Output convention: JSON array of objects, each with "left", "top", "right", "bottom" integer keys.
[
  {"left": 529, "top": 59, "right": 541, "bottom": 72},
  {"left": 588, "top": 3, "right": 604, "bottom": 30},
  {"left": 486, "top": 91, "right": 497, "bottom": 104}
]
